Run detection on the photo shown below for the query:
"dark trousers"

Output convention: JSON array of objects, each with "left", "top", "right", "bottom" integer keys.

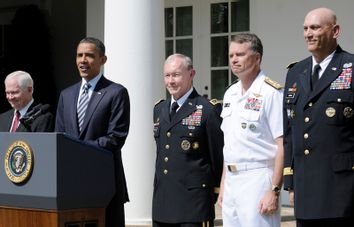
[
  {"left": 105, "top": 199, "right": 125, "bottom": 227},
  {"left": 297, "top": 218, "right": 354, "bottom": 227},
  {"left": 153, "top": 220, "right": 214, "bottom": 227}
]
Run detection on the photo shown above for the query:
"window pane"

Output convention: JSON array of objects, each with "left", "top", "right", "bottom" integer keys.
[
  {"left": 165, "top": 8, "right": 173, "bottom": 37},
  {"left": 165, "top": 40, "right": 173, "bottom": 58},
  {"left": 211, "top": 36, "right": 228, "bottom": 67},
  {"left": 176, "top": 39, "right": 193, "bottom": 60},
  {"left": 231, "top": 0, "right": 249, "bottom": 32},
  {"left": 211, "top": 70, "right": 228, "bottom": 100},
  {"left": 176, "top": 6, "right": 192, "bottom": 36},
  {"left": 211, "top": 3, "right": 228, "bottom": 34}
]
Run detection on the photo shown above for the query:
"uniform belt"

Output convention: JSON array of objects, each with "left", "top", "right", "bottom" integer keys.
[{"left": 227, "top": 160, "right": 274, "bottom": 172}]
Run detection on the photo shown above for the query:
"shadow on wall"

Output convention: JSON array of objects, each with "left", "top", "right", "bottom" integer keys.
[{"left": 0, "top": 4, "right": 56, "bottom": 113}]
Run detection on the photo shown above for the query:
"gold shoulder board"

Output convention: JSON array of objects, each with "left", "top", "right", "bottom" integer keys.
[
  {"left": 287, "top": 61, "right": 298, "bottom": 69},
  {"left": 209, "top": 99, "right": 219, "bottom": 105},
  {"left": 264, "top": 76, "right": 283, "bottom": 90},
  {"left": 155, "top": 99, "right": 165, "bottom": 106}
]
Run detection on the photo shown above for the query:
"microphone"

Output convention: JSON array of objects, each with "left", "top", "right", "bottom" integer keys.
[{"left": 20, "top": 104, "right": 50, "bottom": 128}]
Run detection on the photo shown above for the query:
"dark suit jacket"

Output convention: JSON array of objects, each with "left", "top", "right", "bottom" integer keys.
[
  {"left": 152, "top": 89, "right": 224, "bottom": 223},
  {"left": 55, "top": 76, "right": 130, "bottom": 204},
  {"left": 283, "top": 46, "right": 354, "bottom": 219},
  {"left": 0, "top": 102, "right": 54, "bottom": 132}
]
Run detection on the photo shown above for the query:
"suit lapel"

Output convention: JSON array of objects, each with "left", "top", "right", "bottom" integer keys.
[
  {"left": 161, "top": 98, "right": 172, "bottom": 124},
  {"left": 79, "top": 77, "right": 107, "bottom": 135},
  {"left": 70, "top": 83, "right": 81, "bottom": 136},
  {"left": 168, "top": 90, "right": 198, "bottom": 130},
  {"left": 308, "top": 50, "right": 343, "bottom": 101},
  {"left": 298, "top": 58, "right": 312, "bottom": 94}
]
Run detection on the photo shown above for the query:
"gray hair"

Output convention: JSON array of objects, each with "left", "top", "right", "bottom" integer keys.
[
  {"left": 5, "top": 71, "right": 34, "bottom": 91},
  {"left": 165, "top": 53, "right": 193, "bottom": 70},
  {"left": 230, "top": 33, "right": 263, "bottom": 58}
]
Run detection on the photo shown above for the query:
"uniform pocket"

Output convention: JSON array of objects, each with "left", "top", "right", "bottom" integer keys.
[
  {"left": 185, "top": 173, "right": 211, "bottom": 190},
  {"left": 325, "top": 90, "right": 354, "bottom": 125},
  {"left": 332, "top": 152, "right": 354, "bottom": 173}
]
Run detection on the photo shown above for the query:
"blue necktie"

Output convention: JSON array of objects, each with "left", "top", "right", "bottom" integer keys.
[{"left": 77, "top": 83, "right": 91, "bottom": 132}]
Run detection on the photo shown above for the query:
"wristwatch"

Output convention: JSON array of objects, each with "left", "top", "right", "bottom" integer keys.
[{"left": 271, "top": 185, "right": 281, "bottom": 195}]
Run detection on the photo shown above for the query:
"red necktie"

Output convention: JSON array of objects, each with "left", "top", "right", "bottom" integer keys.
[{"left": 11, "top": 111, "right": 20, "bottom": 132}]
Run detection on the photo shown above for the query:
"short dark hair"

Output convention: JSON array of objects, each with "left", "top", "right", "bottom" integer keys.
[
  {"left": 230, "top": 33, "right": 263, "bottom": 57},
  {"left": 78, "top": 37, "right": 106, "bottom": 56}
]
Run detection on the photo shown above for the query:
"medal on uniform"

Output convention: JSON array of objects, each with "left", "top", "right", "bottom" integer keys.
[
  {"left": 192, "top": 142, "right": 199, "bottom": 150},
  {"left": 182, "top": 106, "right": 202, "bottom": 127},
  {"left": 241, "top": 122, "right": 247, "bottom": 129},
  {"left": 244, "top": 97, "right": 262, "bottom": 111},
  {"left": 331, "top": 63, "right": 352, "bottom": 90},
  {"left": 343, "top": 107, "right": 353, "bottom": 118},
  {"left": 249, "top": 124, "right": 256, "bottom": 131},
  {"left": 181, "top": 140, "right": 191, "bottom": 151},
  {"left": 326, "top": 107, "right": 336, "bottom": 117},
  {"left": 290, "top": 109, "right": 296, "bottom": 119}
]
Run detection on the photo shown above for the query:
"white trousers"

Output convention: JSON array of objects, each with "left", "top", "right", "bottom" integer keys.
[{"left": 222, "top": 167, "right": 281, "bottom": 227}]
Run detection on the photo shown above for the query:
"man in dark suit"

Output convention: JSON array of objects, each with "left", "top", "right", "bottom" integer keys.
[
  {"left": 0, "top": 70, "right": 53, "bottom": 132},
  {"left": 283, "top": 8, "right": 354, "bottom": 227},
  {"left": 152, "top": 54, "right": 223, "bottom": 227},
  {"left": 55, "top": 37, "right": 130, "bottom": 227}
]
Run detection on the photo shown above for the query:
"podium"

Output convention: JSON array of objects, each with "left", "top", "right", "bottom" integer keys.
[{"left": 0, "top": 133, "right": 115, "bottom": 227}]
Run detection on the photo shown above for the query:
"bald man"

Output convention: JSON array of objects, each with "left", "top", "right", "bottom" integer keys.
[{"left": 283, "top": 8, "right": 354, "bottom": 227}]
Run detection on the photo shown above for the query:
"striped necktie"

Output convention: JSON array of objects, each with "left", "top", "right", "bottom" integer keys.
[
  {"left": 10, "top": 110, "right": 20, "bottom": 132},
  {"left": 77, "top": 83, "right": 91, "bottom": 132}
]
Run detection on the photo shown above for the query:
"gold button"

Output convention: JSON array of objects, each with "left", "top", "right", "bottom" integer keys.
[
  {"left": 167, "top": 132, "right": 171, "bottom": 137},
  {"left": 337, "top": 98, "right": 342, "bottom": 102},
  {"left": 164, "top": 157, "right": 169, "bottom": 162},
  {"left": 163, "top": 169, "right": 168, "bottom": 174},
  {"left": 308, "top": 102, "right": 313, "bottom": 107},
  {"left": 304, "top": 117, "right": 310, "bottom": 123},
  {"left": 189, "top": 132, "right": 193, "bottom": 136},
  {"left": 352, "top": 166, "right": 354, "bottom": 170},
  {"left": 304, "top": 149, "right": 310, "bottom": 155},
  {"left": 304, "top": 133, "right": 309, "bottom": 139},
  {"left": 202, "top": 184, "right": 206, "bottom": 188},
  {"left": 165, "top": 144, "right": 170, "bottom": 149}
]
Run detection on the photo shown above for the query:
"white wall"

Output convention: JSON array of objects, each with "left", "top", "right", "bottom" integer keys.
[{"left": 251, "top": 0, "right": 354, "bottom": 85}]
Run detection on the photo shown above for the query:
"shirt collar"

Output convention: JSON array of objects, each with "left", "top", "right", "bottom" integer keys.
[
  {"left": 312, "top": 50, "right": 335, "bottom": 77},
  {"left": 232, "top": 71, "right": 265, "bottom": 97},
  {"left": 17, "top": 99, "right": 34, "bottom": 118},
  {"left": 80, "top": 73, "right": 102, "bottom": 91},
  {"left": 171, "top": 87, "right": 193, "bottom": 109}
]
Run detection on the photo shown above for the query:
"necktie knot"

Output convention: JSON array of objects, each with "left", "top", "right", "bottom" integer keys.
[
  {"left": 170, "top": 102, "right": 179, "bottom": 120},
  {"left": 311, "top": 64, "right": 321, "bottom": 90},
  {"left": 83, "top": 83, "right": 91, "bottom": 94}
]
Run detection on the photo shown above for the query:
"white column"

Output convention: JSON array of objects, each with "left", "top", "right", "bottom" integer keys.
[{"left": 104, "top": 0, "right": 165, "bottom": 225}]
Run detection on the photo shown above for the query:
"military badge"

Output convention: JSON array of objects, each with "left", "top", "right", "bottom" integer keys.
[
  {"left": 290, "top": 110, "right": 296, "bottom": 119},
  {"left": 330, "top": 67, "right": 352, "bottom": 90},
  {"left": 326, "top": 107, "right": 336, "bottom": 118},
  {"left": 182, "top": 108, "right": 202, "bottom": 127},
  {"left": 343, "top": 107, "right": 353, "bottom": 118},
  {"left": 343, "top": 62, "right": 352, "bottom": 68},
  {"left": 4, "top": 140, "right": 34, "bottom": 184},
  {"left": 241, "top": 122, "right": 247, "bottom": 129},
  {"left": 249, "top": 124, "right": 257, "bottom": 131},
  {"left": 287, "top": 83, "right": 297, "bottom": 99},
  {"left": 224, "top": 103, "right": 230, "bottom": 108},
  {"left": 244, "top": 97, "right": 262, "bottom": 111},
  {"left": 181, "top": 140, "right": 191, "bottom": 151},
  {"left": 192, "top": 142, "right": 199, "bottom": 150}
]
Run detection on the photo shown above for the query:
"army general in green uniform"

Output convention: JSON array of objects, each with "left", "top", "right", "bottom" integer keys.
[{"left": 152, "top": 54, "right": 224, "bottom": 227}]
